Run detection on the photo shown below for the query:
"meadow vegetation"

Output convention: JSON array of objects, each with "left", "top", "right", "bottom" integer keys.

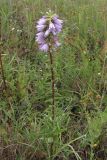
[{"left": 0, "top": 0, "right": 107, "bottom": 159}]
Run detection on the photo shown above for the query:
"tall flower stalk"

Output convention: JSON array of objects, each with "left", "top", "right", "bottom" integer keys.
[
  {"left": 36, "top": 11, "right": 63, "bottom": 158},
  {"left": 36, "top": 11, "right": 63, "bottom": 122}
]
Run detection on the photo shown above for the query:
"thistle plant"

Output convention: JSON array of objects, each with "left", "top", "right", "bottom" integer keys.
[{"left": 36, "top": 11, "right": 63, "bottom": 158}]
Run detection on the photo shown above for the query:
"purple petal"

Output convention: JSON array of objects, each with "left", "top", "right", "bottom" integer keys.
[
  {"left": 36, "top": 36, "right": 45, "bottom": 44},
  {"left": 54, "top": 41, "right": 61, "bottom": 47},
  {"left": 37, "top": 17, "right": 47, "bottom": 25},
  {"left": 36, "top": 32, "right": 45, "bottom": 44},
  {"left": 54, "top": 24, "right": 62, "bottom": 33},
  {"left": 49, "top": 22, "right": 57, "bottom": 35},
  {"left": 54, "top": 36, "right": 61, "bottom": 47},
  {"left": 44, "top": 29, "right": 51, "bottom": 37},
  {"left": 53, "top": 16, "right": 63, "bottom": 25},
  {"left": 36, "top": 32, "right": 44, "bottom": 37},
  {"left": 51, "top": 30, "right": 57, "bottom": 35},
  {"left": 39, "top": 43, "right": 49, "bottom": 52},
  {"left": 36, "top": 24, "right": 46, "bottom": 32},
  {"left": 49, "top": 22, "right": 55, "bottom": 30}
]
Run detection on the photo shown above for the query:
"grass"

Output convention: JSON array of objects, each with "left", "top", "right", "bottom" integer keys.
[{"left": 0, "top": 0, "right": 107, "bottom": 159}]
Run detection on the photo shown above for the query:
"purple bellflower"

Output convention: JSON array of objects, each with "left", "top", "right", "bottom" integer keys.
[{"left": 36, "top": 12, "right": 63, "bottom": 52}]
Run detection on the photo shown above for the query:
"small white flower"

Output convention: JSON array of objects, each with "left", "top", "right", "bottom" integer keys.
[
  {"left": 40, "top": 69, "right": 42, "bottom": 72},
  {"left": 17, "top": 29, "right": 22, "bottom": 33},
  {"left": 11, "top": 28, "right": 15, "bottom": 31}
]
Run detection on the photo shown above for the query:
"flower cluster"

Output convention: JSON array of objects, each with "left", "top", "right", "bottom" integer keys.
[{"left": 36, "top": 14, "right": 63, "bottom": 52}]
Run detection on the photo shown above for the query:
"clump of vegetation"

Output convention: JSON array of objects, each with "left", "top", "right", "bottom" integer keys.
[{"left": 0, "top": 0, "right": 107, "bottom": 159}]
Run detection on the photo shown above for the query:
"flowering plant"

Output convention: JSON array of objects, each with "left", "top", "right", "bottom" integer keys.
[
  {"left": 36, "top": 11, "right": 63, "bottom": 52},
  {"left": 36, "top": 11, "right": 63, "bottom": 157}
]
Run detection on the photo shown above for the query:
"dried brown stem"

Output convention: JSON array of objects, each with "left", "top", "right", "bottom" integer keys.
[
  {"left": 0, "top": 52, "right": 7, "bottom": 92},
  {"left": 48, "top": 47, "right": 55, "bottom": 122},
  {"left": 48, "top": 46, "right": 55, "bottom": 159},
  {"left": 0, "top": 53, "right": 12, "bottom": 107}
]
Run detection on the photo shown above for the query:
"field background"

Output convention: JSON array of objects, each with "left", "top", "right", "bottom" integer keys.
[{"left": 0, "top": 0, "right": 107, "bottom": 160}]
